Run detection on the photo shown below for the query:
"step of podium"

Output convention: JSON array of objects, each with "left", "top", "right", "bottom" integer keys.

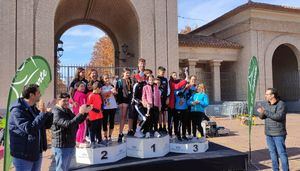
[
  {"left": 126, "top": 134, "right": 170, "bottom": 158},
  {"left": 75, "top": 141, "right": 126, "bottom": 164},
  {"left": 170, "top": 137, "right": 209, "bottom": 153}
]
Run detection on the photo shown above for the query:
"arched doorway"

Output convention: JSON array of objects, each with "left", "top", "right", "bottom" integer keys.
[
  {"left": 53, "top": 0, "right": 139, "bottom": 95},
  {"left": 272, "top": 44, "right": 300, "bottom": 101}
]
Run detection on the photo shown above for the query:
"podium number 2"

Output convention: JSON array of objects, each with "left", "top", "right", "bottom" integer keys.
[
  {"left": 151, "top": 144, "right": 156, "bottom": 152},
  {"left": 193, "top": 145, "right": 198, "bottom": 152},
  {"left": 101, "top": 151, "right": 108, "bottom": 160}
]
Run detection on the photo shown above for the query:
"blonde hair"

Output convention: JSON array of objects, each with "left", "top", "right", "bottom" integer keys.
[{"left": 197, "top": 83, "right": 206, "bottom": 92}]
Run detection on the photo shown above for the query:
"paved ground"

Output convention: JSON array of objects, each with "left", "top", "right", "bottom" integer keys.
[{"left": 1, "top": 113, "right": 299, "bottom": 171}]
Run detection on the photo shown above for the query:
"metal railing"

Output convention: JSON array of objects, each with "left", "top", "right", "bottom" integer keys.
[{"left": 56, "top": 65, "right": 136, "bottom": 95}]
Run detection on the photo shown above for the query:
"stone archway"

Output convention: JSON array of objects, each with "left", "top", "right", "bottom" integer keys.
[
  {"left": 272, "top": 44, "right": 300, "bottom": 101},
  {"left": 264, "top": 34, "right": 300, "bottom": 95},
  {"left": 54, "top": 0, "right": 140, "bottom": 67},
  {"left": 34, "top": 0, "right": 140, "bottom": 99}
]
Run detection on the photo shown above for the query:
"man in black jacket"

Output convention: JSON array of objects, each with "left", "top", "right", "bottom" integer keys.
[
  {"left": 257, "top": 88, "right": 289, "bottom": 171},
  {"left": 9, "top": 84, "right": 53, "bottom": 171},
  {"left": 51, "top": 93, "right": 91, "bottom": 171}
]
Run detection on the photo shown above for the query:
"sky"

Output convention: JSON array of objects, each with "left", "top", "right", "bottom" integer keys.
[{"left": 60, "top": 0, "right": 300, "bottom": 66}]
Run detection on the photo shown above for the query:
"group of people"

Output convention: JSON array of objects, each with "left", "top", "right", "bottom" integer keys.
[
  {"left": 7, "top": 57, "right": 289, "bottom": 171},
  {"left": 67, "top": 58, "right": 210, "bottom": 147}
]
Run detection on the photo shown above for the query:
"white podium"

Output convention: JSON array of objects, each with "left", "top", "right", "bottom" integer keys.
[
  {"left": 126, "top": 135, "right": 170, "bottom": 158},
  {"left": 75, "top": 142, "right": 126, "bottom": 164},
  {"left": 170, "top": 138, "right": 209, "bottom": 153}
]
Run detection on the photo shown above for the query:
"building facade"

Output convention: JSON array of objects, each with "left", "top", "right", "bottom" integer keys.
[
  {"left": 0, "top": 0, "right": 179, "bottom": 109},
  {"left": 1, "top": 1, "right": 300, "bottom": 110},
  {"left": 179, "top": 2, "right": 300, "bottom": 108}
]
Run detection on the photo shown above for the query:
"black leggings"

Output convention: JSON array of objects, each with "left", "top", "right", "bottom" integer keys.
[
  {"left": 168, "top": 108, "right": 175, "bottom": 136},
  {"left": 191, "top": 112, "right": 204, "bottom": 137},
  {"left": 187, "top": 110, "right": 192, "bottom": 135},
  {"left": 144, "top": 107, "right": 159, "bottom": 133},
  {"left": 89, "top": 119, "right": 102, "bottom": 143},
  {"left": 174, "top": 109, "right": 188, "bottom": 137},
  {"left": 103, "top": 109, "right": 116, "bottom": 131}
]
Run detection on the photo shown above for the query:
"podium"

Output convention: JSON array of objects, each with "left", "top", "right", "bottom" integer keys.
[
  {"left": 126, "top": 135, "right": 170, "bottom": 158},
  {"left": 75, "top": 142, "right": 126, "bottom": 164},
  {"left": 170, "top": 137, "right": 209, "bottom": 153}
]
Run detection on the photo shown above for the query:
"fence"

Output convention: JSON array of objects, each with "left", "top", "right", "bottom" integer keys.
[
  {"left": 56, "top": 65, "right": 136, "bottom": 95},
  {"left": 205, "top": 101, "right": 247, "bottom": 118}
]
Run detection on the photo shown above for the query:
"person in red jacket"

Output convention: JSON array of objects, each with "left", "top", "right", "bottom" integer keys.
[
  {"left": 168, "top": 68, "right": 189, "bottom": 137},
  {"left": 87, "top": 81, "right": 104, "bottom": 148}
]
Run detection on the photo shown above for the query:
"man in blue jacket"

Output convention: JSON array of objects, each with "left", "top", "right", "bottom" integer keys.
[{"left": 9, "top": 84, "right": 53, "bottom": 171}]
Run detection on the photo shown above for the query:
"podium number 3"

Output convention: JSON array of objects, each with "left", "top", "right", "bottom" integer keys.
[
  {"left": 151, "top": 144, "right": 156, "bottom": 152},
  {"left": 193, "top": 145, "right": 198, "bottom": 152},
  {"left": 101, "top": 151, "right": 108, "bottom": 160}
]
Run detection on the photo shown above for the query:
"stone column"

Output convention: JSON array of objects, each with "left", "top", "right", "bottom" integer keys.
[
  {"left": 197, "top": 67, "right": 204, "bottom": 84},
  {"left": 187, "top": 59, "right": 198, "bottom": 76},
  {"left": 210, "top": 60, "right": 222, "bottom": 102}
]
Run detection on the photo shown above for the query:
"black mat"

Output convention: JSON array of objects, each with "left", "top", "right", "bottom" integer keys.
[{"left": 70, "top": 142, "right": 248, "bottom": 171}]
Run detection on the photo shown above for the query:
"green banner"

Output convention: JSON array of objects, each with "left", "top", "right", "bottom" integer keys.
[
  {"left": 247, "top": 56, "right": 259, "bottom": 161},
  {"left": 3, "top": 56, "right": 52, "bottom": 171}
]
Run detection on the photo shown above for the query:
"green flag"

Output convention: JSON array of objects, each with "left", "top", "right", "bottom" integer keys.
[
  {"left": 3, "top": 56, "right": 52, "bottom": 171},
  {"left": 247, "top": 56, "right": 259, "bottom": 161}
]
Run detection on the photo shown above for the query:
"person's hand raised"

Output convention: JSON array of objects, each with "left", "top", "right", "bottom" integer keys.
[{"left": 37, "top": 100, "right": 47, "bottom": 113}]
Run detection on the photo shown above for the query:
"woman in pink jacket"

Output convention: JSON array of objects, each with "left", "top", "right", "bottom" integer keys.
[{"left": 142, "top": 75, "right": 161, "bottom": 138}]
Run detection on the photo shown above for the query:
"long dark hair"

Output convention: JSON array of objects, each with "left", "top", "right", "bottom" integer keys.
[
  {"left": 74, "top": 67, "right": 85, "bottom": 81},
  {"left": 169, "top": 72, "right": 180, "bottom": 84}
]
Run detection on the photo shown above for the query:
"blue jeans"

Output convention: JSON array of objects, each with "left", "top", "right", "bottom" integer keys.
[
  {"left": 13, "top": 154, "right": 42, "bottom": 171},
  {"left": 266, "top": 135, "right": 289, "bottom": 171},
  {"left": 52, "top": 147, "right": 75, "bottom": 171}
]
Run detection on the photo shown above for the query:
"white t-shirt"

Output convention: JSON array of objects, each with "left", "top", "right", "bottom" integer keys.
[{"left": 101, "top": 85, "right": 118, "bottom": 109}]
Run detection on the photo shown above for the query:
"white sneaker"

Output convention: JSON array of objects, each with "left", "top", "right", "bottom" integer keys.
[
  {"left": 134, "top": 130, "right": 144, "bottom": 138},
  {"left": 154, "top": 131, "right": 161, "bottom": 138},
  {"left": 85, "top": 136, "right": 91, "bottom": 143},
  {"left": 145, "top": 132, "right": 151, "bottom": 138},
  {"left": 79, "top": 142, "right": 91, "bottom": 148}
]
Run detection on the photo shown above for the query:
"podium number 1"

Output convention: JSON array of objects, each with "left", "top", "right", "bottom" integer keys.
[
  {"left": 151, "top": 144, "right": 156, "bottom": 152},
  {"left": 101, "top": 151, "right": 108, "bottom": 160}
]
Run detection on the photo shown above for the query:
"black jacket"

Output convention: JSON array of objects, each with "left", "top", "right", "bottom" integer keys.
[
  {"left": 51, "top": 106, "right": 87, "bottom": 148},
  {"left": 262, "top": 100, "right": 287, "bottom": 136},
  {"left": 9, "top": 98, "right": 53, "bottom": 161}
]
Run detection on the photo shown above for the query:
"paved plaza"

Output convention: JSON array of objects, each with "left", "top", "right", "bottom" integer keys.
[{"left": 2, "top": 113, "right": 298, "bottom": 171}]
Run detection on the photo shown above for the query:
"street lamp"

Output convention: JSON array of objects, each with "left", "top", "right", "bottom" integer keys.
[{"left": 57, "top": 40, "right": 64, "bottom": 57}]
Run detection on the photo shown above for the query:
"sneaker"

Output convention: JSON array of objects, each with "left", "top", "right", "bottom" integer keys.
[
  {"left": 196, "top": 132, "right": 202, "bottom": 139},
  {"left": 154, "top": 131, "right": 161, "bottom": 138},
  {"left": 182, "top": 136, "right": 189, "bottom": 141},
  {"left": 91, "top": 142, "right": 96, "bottom": 149},
  {"left": 145, "top": 132, "right": 151, "bottom": 138},
  {"left": 127, "top": 130, "right": 135, "bottom": 136},
  {"left": 158, "top": 127, "right": 163, "bottom": 133},
  {"left": 177, "top": 136, "right": 182, "bottom": 141},
  {"left": 98, "top": 140, "right": 108, "bottom": 147},
  {"left": 117, "top": 134, "right": 123, "bottom": 143},
  {"left": 85, "top": 136, "right": 91, "bottom": 143},
  {"left": 79, "top": 142, "right": 91, "bottom": 148},
  {"left": 162, "top": 127, "right": 168, "bottom": 134},
  {"left": 134, "top": 130, "right": 144, "bottom": 138},
  {"left": 108, "top": 136, "right": 112, "bottom": 142}
]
